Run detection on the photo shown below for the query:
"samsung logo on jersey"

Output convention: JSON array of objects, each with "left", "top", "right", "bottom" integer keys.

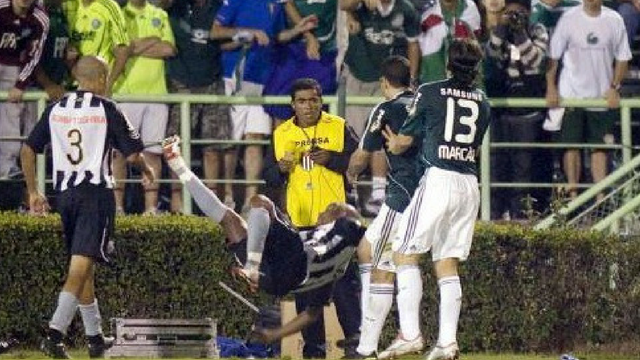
[
  {"left": 438, "top": 145, "right": 476, "bottom": 162},
  {"left": 440, "top": 88, "right": 483, "bottom": 101}
]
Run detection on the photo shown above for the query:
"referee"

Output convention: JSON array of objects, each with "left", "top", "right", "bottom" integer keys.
[{"left": 20, "top": 56, "right": 155, "bottom": 359}]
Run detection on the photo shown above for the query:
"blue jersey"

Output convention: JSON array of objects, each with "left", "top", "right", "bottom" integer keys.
[{"left": 215, "top": 0, "right": 286, "bottom": 84}]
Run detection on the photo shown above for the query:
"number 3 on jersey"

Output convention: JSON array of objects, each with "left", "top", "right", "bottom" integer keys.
[
  {"left": 444, "top": 97, "right": 478, "bottom": 144},
  {"left": 67, "top": 129, "right": 84, "bottom": 165}
]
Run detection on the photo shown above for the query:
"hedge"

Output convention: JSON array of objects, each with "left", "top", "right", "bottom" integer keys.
[{"left": 0, "top": 212, "right": 638, "bottom": 353}]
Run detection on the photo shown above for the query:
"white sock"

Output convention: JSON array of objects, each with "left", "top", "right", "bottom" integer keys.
[
  {"left": 49, "top": 291, "right": 79, "bottom": 335},
  {"left": 245, "top": 207, "right": 270, "bottom": 271},
  {"left": 79, "top": 299, "right": 103, "bottom": 336},
  {"left": 357, "top": 283, "right": 393, "bottom": 355},
  {"left": 371, "top": 177, "right": 386, "bottom": 200},
  {"left": 437, "top": 276, "right": 461, "bottom": 346},
  {"left": 359, "top": 263, "right": 372, "bottom": 328},
  {"left": 396, "top": 265, "right": 422, "bottom": 341},
  {"left": 184, "top": 174, "right": 228, "bottom": 223}
]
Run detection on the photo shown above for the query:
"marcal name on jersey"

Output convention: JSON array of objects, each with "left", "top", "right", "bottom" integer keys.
[
  {"left": 438, "top": 145, "right": 476, "bottom": 162},
  {"left": 440, "top": 88, "right": 483, "bottom": 101}
]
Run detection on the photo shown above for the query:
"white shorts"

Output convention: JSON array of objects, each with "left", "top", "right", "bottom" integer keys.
[
  {"left": 118, "top": 103, "right": 168, "bottom": 154},
  {"left": 364, "top": 203, "right": 401, "bottom": 272},
  {"left": 392, "top": 167, "right": 480, "bottom": 262},
  {"left": 224, "top": 78, "right": 272, "bottom": 140}
]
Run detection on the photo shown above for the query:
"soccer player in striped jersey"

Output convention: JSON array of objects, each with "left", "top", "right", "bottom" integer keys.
[
  {"left": 0, "top": 0, "right": 48, "bottom": 179},
  {"left": 21, "top": 56, "right": 155, "bottom": 359},
  {"left": 346, "top": 55, "right": 423, "bottom": 359},
  {"left": 162, "top": 135, "right": 366, "bottom": 344},
  {"left": 383, "top": 38, "right": 491, "bottom": 360}
]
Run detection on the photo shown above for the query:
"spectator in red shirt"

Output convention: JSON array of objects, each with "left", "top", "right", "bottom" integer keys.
[{"left": 0, "top": 0, "right": 49, "bottom": 180}]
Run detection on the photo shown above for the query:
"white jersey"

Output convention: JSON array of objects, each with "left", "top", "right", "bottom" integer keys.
[
  {"left": 550, "top": 6, "right": 632, "bottom": 100},
  {"left": 26, "top": 91, "right": 143, "bottom": 192}
]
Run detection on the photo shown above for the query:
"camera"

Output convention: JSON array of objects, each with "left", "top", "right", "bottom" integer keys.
[{"left": 505, "top": 10, "right": 527, "bottom": 31}]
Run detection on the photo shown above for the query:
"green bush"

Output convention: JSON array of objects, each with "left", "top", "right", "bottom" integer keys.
[{"left": 0, "top": 213, "right": 638, "bottom": 352}]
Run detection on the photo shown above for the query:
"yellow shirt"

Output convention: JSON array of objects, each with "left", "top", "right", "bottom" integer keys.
[
  {"left": 273, "top": 112, "right": 347, "bottom": 227},
  {"left": 113, "top": 2, "right": 174, "bottom": 95},
  {"left": 71, "top": 0, "right": 129, "bottom": 67}
]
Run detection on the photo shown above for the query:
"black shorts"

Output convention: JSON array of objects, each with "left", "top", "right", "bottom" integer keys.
[
  {"left": 57, "top": 183, "right": 115, "bottom": 265},
  {"left": 295, "top": 282, "right": 334, "bottom": 307},
  {"left": 258, "top": 217, "right": 308, "bottom": 297}
]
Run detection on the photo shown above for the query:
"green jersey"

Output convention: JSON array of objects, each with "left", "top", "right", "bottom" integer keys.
[
  {"left": 113, "top": 1, "right": 174, "bottom": 95},
  {"left": 70, "top": 0, "right": 129, "bottom": 67},
  {"left": 42, "top": 6, "right": 70, "bottom": 85},
  {"left": 530, "top": 0, "right": 580, "bottom": 35},
  {"left": 401, "top": 78, "right": 491, "bottom": 175},
  {"left": 361, "top": 90, "right": 421, "bottom": 212},
  {"left": 344, "top": 0, "right": 420, "bottom": 82},
  {"left": 292, "top": 0, "right": 337, "bottom": 53}
]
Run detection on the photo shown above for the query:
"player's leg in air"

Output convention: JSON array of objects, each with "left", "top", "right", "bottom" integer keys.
[{"left": 163, "top": 136, "right": 276, "bottom": 288}]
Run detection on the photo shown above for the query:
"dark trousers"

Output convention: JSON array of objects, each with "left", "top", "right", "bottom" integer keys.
[
  {"left": 295, "top": 261, "right": 361, "bottom": 358},
  {"left": 492, "top": 112, "right": 546, "bottom": 219}
]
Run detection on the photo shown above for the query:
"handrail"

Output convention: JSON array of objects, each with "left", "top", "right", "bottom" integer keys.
[
  {"left": 534, "top": 152, "right": 640, "bottom": 230},
  {"left": 1, "top": 91, "right": 638, "bottom": 224}
]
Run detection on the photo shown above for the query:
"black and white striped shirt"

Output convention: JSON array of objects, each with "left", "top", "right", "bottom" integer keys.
[
  {"left": 294, "top": 218, "right": 363, "bottom": 293},
  {"left": 26, "top": 91, "right": 143, "bottom": 192}
]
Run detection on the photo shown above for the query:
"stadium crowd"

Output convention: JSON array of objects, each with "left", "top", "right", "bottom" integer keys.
[
  {"left": 0, "top": 0, "right": 636, "bottom": 219},
  {"left": 0, "top": 0, "right": 636, "bottom": 358}
]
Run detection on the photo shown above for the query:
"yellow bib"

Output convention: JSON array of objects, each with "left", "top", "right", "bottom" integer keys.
[{"left": 273, "top": 112, "right": 347, "bottom": 227}]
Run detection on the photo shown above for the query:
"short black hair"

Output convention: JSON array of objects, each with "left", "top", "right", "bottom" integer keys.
[
  {"left": 381, "top": 55, "right": 411, "bottom": 88},
  {"left": 290, "top": 78, "right": 323, "bottom": 100},
  {"left": 447, "top": 38, "right": 484, "bottom": 87},
  {"left": 505, "top": 0, "right": 531, "bottom": 10}
]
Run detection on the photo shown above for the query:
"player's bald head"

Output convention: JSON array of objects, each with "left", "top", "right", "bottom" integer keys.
[
  {"left": 73, "top": 56, "right": 109, "bottom": 94},
  {"left": 74, "top": 56, "right": 108, "bottom": 81}
]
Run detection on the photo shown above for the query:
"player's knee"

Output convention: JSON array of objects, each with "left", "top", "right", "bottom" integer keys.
[
  {"left": 248, "top": 194, "right": 274, "bottom": 213},
  {"left": 393, "top": 252, "right": 420, "bottom": 266},
  {"left": 434, "top": 258, "right": 459, "bottom": 279},
  {"left": 371, "top": 269, "right": 395, "bottom": 284}
]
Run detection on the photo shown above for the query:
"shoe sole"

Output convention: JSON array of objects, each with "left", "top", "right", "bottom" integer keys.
[{"left": 378, "top": 349, "right": 423, "bottom": 359}]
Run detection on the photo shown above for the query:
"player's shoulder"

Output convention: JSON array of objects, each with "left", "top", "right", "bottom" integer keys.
[
  {"left": 601, "top": 6, "right": 624, "bottom": 22},
  {"left": 319, "top": 111, "right": 346, "bottom": 125},
  {"left": 31, "top": 4, "right": 49, "bottom": 25},
  {"left": 383, "top": 90, "right": 414, "bottom": 114},
  {"left": 274, "top": 117, "right": 296, "bottom": 133},
  {"left": 94, "top": 0, "right": 124, "bottom": 14},
  {"left": 416, "top": 79, "right": 449, "bottom": 94},
  {"left": 92, "top": 94, "right": 122, "bottom": 115},
  {"left": 145, "top": 1, "right": 169, "bottom": 17}
]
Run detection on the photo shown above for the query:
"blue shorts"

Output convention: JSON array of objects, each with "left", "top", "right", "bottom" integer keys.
[{"left": 263, "top": 42, "right": 337, "bottom": 120}]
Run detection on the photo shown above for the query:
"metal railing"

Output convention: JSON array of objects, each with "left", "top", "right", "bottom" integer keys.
[{"left": 2, "top": 91, "right": 639, "bottom": 225}]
